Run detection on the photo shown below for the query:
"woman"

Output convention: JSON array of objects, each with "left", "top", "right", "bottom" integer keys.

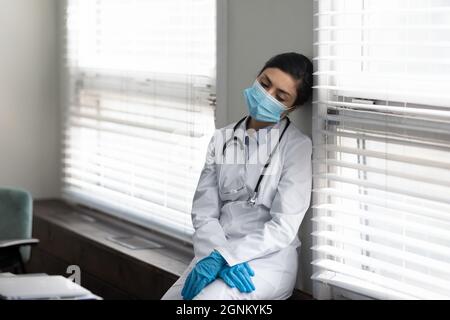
[{"left": 162, "top": 52, "right": 313, "bottom": 300}]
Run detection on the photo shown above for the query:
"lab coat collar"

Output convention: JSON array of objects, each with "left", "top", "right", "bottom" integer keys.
[{"left": 235, "top": 116, "right": 285, "bottom": 146}]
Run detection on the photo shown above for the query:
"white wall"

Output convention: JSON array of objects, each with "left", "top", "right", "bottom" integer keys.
[
  {"left": 225, "top": 0, "right": 314, "bottom": 294},
  {"left": 0, "top": 0, "right": 60, "bottom": 199}
]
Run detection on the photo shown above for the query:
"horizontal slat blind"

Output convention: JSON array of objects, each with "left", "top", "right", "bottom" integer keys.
[
  {"left": 313, "top": 0, "right": 450, "bottom": 107},
  {"left": 312, "top": 0, "right": 450, "bottom": 299},
  {"left": 62, "top": 0, "right": 217, "bottom": 242}
]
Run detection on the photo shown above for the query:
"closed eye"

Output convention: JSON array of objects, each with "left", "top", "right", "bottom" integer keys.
[{"left": 260, "top": 81, "right": 270, "bottom": 89}]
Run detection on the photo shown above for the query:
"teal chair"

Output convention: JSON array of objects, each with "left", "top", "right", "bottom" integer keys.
[{"left": 0, "top": 187, "right": 39, "bottom": 273}]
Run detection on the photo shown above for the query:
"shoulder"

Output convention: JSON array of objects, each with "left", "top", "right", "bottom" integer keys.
[
  {"left": 210, "top": 122, "right": 235, "bottom": 140},
  {"left": 281, "top": 122, "right": 312, "bottom": 169},
  {"left": 285, "top": 121, "right": 312, "bottom": 150},
  {"left": 206, "top": 121, "right": 238, "bottom": 154},
  {"left": 217, "top": 120, "right": 239, "bottom": 132},
  {"left": 212, "top": 119, "right": 242, "bottom": 141}
]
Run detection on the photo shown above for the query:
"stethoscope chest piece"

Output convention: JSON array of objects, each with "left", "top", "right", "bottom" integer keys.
[{"left": 247, "top": 192, "right": 258, "bottom": 206}]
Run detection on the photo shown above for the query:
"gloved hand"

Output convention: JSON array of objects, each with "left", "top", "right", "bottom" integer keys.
[
  {"left": 181, "top": 250, "right": 226, "bottom": 300},
  {"left": 218, "top": 262, "right": 255, "bottom": 293}
]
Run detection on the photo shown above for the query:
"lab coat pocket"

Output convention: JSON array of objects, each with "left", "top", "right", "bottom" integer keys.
[{"left": 217, "top": 163, "right": 248, "bottom": 201}]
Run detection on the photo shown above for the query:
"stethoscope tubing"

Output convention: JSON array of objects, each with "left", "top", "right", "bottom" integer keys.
[{"left": 221, "top": 116, "right": 291, "bottom": 205}]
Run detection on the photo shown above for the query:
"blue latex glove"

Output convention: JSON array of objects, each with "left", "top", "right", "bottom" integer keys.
[
  {"left": 218, "top": 262, "right": 255, "bottom": 293},
  {"left": 181, "top": 250, "right": 226, "bottom": 300}
]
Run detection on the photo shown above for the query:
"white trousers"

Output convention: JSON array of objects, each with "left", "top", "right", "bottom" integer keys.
[{"left": 161, "top": 246, "right": 298, "bottom": 300}]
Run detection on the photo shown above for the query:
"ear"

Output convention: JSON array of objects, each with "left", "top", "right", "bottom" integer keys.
[{"left": 281, "top": 105, "right": 297, "bottom": 118}]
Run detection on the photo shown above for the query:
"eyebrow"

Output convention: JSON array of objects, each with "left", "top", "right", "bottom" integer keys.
[{"left": 262, "top": 74, "right": 292, "bottom": 98}]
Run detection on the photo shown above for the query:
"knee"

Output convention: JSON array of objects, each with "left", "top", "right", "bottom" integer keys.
[
  {"left": 161, "top": 284, "right": 183, "bottom": 300},
  {"left": 193, "top": 279, "right": 239, "bottom": 300},
  {"left": 194, "top": 279, "right": 260, "bottom": 300}
]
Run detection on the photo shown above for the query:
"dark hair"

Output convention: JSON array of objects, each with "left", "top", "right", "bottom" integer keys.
[{"left": 258, "top": 52, "right": 313, "bottom": 107}]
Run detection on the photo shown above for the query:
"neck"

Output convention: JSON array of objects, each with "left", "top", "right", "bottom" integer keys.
[{"left": 247, "top": 116, "right": 277, "bottom": 131}]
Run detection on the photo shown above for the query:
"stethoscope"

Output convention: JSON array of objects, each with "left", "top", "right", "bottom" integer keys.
[{"left": 222, "top": 116, "right": 291, "bottom": 206}]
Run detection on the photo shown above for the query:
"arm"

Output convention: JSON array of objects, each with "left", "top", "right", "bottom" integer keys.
[
  {"left": 215, "top": 137, "right": 312, "bottom": 266},
  {"left": 191, "top": 134, "right": 228, "bottom": 259}
]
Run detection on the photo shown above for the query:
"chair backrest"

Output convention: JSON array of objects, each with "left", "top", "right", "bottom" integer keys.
[{"left": 0, "top": 187, "right": 33, "bottom": 262}]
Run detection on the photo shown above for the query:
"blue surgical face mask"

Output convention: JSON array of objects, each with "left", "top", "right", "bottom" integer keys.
[{"left": 243, "top": 80, "right": 288, "bottom": 123}]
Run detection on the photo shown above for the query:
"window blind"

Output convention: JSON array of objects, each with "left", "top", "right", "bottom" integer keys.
[
  {"left": 312, "top": 0, "right": 450, "bottom": 299},
  {"left": 62, "top": 0, "right": 217, "bottom": 242}
]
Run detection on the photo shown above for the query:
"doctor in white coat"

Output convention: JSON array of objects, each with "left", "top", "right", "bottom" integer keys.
[{"left": 162, "top": 52, "right": 313, "bottom": 300}]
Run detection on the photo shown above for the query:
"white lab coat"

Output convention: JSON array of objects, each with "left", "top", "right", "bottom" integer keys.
[{"left": 162, "top": 116, "right": 312, "bottom": 300}]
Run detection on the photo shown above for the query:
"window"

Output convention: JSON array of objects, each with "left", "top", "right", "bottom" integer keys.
[
  {"left": 312, "top": 0, "right": 450, "bottom": 299},
  {"left": 62, "top": 0, "right": 217, "bottom": 242}
]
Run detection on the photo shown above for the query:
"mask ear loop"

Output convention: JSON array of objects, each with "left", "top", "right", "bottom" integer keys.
[{"left": 281, "top": 105, "right": 297, "bottom": 119}]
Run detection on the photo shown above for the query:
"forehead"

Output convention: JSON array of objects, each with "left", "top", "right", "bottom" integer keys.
[{"left": 260, "top": 67, "right": 298, "bottom": 96}]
